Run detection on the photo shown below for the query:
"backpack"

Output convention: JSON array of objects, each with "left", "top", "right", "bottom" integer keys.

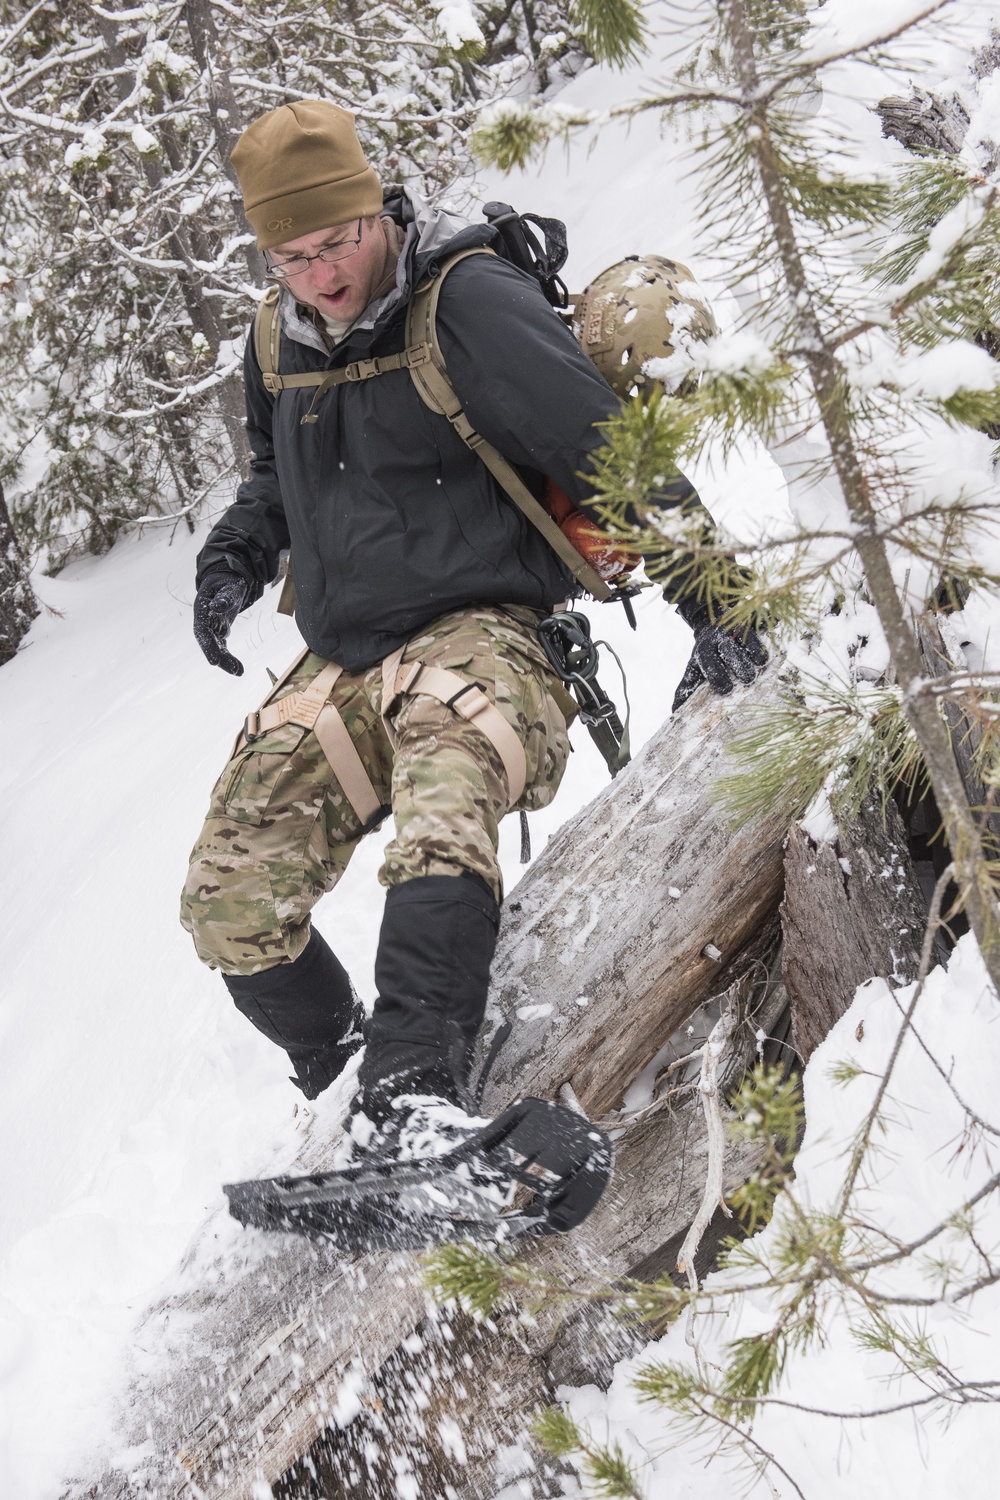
[{"left": 254, "top": 204, "right": 643, "bottom": 613}]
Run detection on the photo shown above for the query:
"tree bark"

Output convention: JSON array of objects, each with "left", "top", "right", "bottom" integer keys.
[
  {"left": 182, "top": 0, "right": 266, "bottom": 290},
  {"left": 917, "top": 613, "right": 1000, "bottom": 857},
  {"left": 277, "top": 1062, "right": 783, "bottom": 1500},
  {"left": 875, "top": 89, "right": 969, "bottom": 155},
  {"left": 0, "top": 480, "right": 38, "bottom": 667},
  {"left": 95, "top": 13, "right": 250, "bottom": 475},
  {"left": 62, "top": 665, "right": 799, "bottom": 1500},
  {"left": 782, "top": 796, "right": 929, "bottom": 1063}
]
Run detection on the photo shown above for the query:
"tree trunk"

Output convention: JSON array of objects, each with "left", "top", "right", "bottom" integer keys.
[
  {"left": 278, "top": 1023, "right": 787, "bottom": 1500},
  {"left": 62, "top": 665, "right": 799, "bottom": 1500},
  {"left": 182, "top": 0, "right": 266, "bottom": 290},
  {"left": 0, "top": 481, "right": 38, "bottom": 667},
  {"left": 781, "top": 795, "right": 929, "bottom": 1063},
  {"left": 96, "top": 14, "right": 250, "bottom": 476}
]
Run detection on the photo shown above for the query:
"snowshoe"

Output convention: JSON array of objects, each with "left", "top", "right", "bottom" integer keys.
[{"left": 223, "top": 1096, "right": 613, "bottom": 1256}]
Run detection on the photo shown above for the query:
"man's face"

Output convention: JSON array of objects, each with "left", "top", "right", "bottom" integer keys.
[{"left": 268, "top": 216, "right": 388, "bottom": 324}]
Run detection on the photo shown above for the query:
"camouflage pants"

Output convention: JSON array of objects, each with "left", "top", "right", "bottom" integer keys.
[{"left": 180, "top": 606, "right": 574, "bottom": 976}]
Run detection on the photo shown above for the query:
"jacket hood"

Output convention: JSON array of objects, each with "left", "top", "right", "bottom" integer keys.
[{"left": 278, "top": 185, "right": 494, "bottom": 358}]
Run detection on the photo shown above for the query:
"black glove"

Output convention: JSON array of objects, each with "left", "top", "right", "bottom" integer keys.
[
  {"left": 672, "top": 597, "right": 768, "bottom": 712},
  {"left": 193, "top": 568, "right": 249, "bottom": 676}
]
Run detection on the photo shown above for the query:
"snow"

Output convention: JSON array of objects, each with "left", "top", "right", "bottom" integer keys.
[
  {"left": 799, "top": 788, "right": 839, "bottom": 845},
  {"left": 559, "top": 934, "right": 1000, "bottom": 1499},
  {"left": 0, "top": 528, "right": 695, "bottom": 1494},
  {"left": 4, "top": 0, "right": 1000, "bottom": 1494},
  {"left": 515, "top": 1003, "right": 554, "bottom": 1021},
  {"left": 849, "top": 338, "right": 1000, "bottom": 398},
  {"left": 645, "top": 329, "right": 777, "bottom": 388},
  {"left": 431, "top": 0, "right": 484, "bottom": 52},
  {"left": 64, "top": 128, "right": 107, "bottom": 168},
  {"left": 129, "top": 124, "right": 158, "bottom": 156},
  {"left": 801, "top": 0, "right": 990, "bottom": 66},
  {"left": 887, "top": 192, "right": 989, "bottom": 299}
]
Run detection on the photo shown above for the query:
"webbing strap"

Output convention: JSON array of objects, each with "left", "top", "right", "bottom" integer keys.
[
  {"left": 237, "top": 656, "right": 385, "bottom": 830},
  {"left": 254, "top": 286, "right": 281, "bottom": 379},
  {"left": 252, "top": 257, "right": 616, "bottom": 602},
  {"left": 294, "top": 345, "right": 434, "bottom": 422},
  {"left": 313, "top": 703, "right": 385, "bottom": 830},
  {"left": 381, "top": 651, "right": 527, "bottom": 807},
  {"left": 229, "top": 644, "right": 310, "bottom": 759},
  {"left": 252, "top": 293, "right": 432, "bottom": 415},
  {"left": 406, "top": 249, "right": 614, "bottom": 604},
  {"left": 244, "top": 658, "right": 343, "bottom": 738}
]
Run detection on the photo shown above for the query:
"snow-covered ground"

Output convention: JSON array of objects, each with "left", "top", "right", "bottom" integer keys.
[
  {"left": 557, "top": 934, "right": 1000, "bottom": 1500},
  {"left": 3, "top": 0, "right": 999, "bottom": 1495},
  {"left": 0, "top": 401, "right": 770, "bottom": 1495}
]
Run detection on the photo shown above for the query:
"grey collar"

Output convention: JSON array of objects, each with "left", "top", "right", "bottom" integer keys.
[{"left": 277, "top": 186, "right": 473, "bottom": 355}]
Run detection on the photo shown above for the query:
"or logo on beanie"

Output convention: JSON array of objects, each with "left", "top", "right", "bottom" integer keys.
[{"left": 268, "top": 218, "right": 293, "bottom": 232}]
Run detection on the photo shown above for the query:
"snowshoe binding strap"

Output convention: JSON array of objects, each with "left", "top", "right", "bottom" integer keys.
[{"left": 223, "top": 1097, "right": 613, "bottom": 1255}]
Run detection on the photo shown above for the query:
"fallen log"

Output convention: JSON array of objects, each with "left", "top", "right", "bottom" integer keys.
[
  {"left": 917, "top": 612, "right": 1000, "bottom": 854},
  {"left": 65, "top": 665, "right": 799, "bottom": 1500},
  {"left": 280, "top": 968, "right": 793, "bottom": 1500}
]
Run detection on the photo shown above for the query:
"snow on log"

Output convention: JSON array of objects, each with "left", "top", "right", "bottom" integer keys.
[
  {"left": 918, "top": 612, "right": 1000, "bottom": 853},
  {"left": 278, "top": 1030, "right": 784, "bottom": 1500},
  {"left": 64, "top": 665, "right": 798, "bottom": 1500},
  {"left": 781, "top": 795, "right": 929, "bottom": 1063}
]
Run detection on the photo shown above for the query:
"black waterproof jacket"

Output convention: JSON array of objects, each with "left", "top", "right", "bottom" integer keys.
[{"left": 197, "top": 203, "right": 693, "bottom": 671}]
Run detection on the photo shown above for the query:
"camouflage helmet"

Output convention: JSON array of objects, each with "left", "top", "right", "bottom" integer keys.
[{"left": 572, "top": 254, "right": 717, "bottom": 400}]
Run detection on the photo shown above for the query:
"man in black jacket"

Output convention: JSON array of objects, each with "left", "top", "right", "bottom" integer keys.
[{"left": 180, "top": 100, "right": 763, "bottom": 1152}]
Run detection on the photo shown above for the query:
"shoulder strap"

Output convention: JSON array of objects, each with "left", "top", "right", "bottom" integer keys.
[
  {"left": 406, "top": 248, "right": 613, "bottom": 603},
  {"left": 252, "top": 286, "right": 431, "bottom": 416},
  {"left": 253, "top": 254, "right": 614, "bottom": 601},
  {"left": 254, "top": 285, "right": 282, "bottom": 383}
]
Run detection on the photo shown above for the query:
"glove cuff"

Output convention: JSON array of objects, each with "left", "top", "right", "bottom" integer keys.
[
  {"left": 672, "top": 593, "right": 714, "bottom": 632},
  {"left": 195, "top": 556, "right": 256, "bottom": 598}
]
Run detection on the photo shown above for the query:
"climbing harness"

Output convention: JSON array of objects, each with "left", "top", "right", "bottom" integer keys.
[{"left": 231, "top": 640, "right": 531, "bottom": 836}]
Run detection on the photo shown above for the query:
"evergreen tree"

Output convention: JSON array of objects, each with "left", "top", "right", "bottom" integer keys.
[
  {"left": 476, "top": 0, "right": 1000, "bottom": 992},
  {"left": 0, "top": 477, "right": 37, "bottom": 664},
  {"left": 0, "top": 0, "right": 591, "bottom": 568},
  {"left": 429, "top": 3, "right": 1000, "bottom": 1490}
]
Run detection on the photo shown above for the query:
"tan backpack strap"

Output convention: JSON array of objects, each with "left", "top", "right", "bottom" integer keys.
[
  {"left": 252, "top": 286, "right": 431, "bottom": 410},
  {"left": 276, "top": 558, "right": 296, "bottom": 617},
  {"left": 296, "top": 345, "right": 432, "bottom": 422},
  {"left": 238, "top": 656, "right": 387, "bottom": 831},
  {"left": 254, "top": 286, "right": 282, "bottom": 384},
  {"left": 381, "top": 651, "right": 527, "bottom": 807},
  {"left": 406, "top": 249, "right": 614, "bottom": 603}
]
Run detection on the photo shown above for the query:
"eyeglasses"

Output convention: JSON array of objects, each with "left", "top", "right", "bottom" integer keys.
[{"left": 265, "top": 219, "right": 364, "bottom": 280}]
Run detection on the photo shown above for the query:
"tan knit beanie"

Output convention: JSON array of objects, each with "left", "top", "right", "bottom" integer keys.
[{"left": 231, "top": 100, "right": 383, "bottom": 250}]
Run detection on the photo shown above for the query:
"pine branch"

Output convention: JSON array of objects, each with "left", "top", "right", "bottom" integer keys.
[{"left": 569, "top": 0, "right": 647, "bottom": 69}]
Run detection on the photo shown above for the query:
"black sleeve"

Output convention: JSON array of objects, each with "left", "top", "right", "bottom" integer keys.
[
  {"left": 434, "top": 253, "right": 710, "bottom": 601},
  {"left": 195, "top": 329, "right": 291, "bottom": 599}
]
